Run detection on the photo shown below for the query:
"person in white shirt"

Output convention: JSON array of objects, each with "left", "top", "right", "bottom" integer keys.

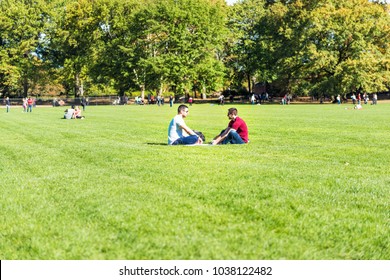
[
  {"left": 64, "top": 105, "right": 75, "bottom": 119},
  {"left": 168, "top": 105, "right": 202, "bottom": 145}
]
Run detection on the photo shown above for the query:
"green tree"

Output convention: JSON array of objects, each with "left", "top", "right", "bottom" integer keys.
[
  {"left": 252, "top": 0, "right": 321, "bottom": 96},
  {"left": 251, "top": 0, "right": 390, "bottom": 97},
  {"left": 88, "top": 0, "right": 145, "bottom": 97},
  {"left": 47, "top": 0, "right": 104, "bottom": 97},
  {"left": 226, "top": 0, "right": 266, "bottom": 93},
  {"left": 0, "top": 0, "right": 49, "bottom": 96},
  {"left": 305, "top": 0, "right": 390, "bottom": 96},
  {"left": 127, "top": 0, "right": 227, "bottom": 98}
]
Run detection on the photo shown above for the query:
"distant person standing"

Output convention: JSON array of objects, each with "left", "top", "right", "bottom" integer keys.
[
  {"left": 5, "top": 97, "right": 10, "bottom": 112},
  {"left": 251, "top": 94, "right": 255, "bottom": 105},
  {"left": 22, "top": 98, "right": 27, "bottom": 112},
  {"left": 351, "top": 93, "right": 356, "bottom": 104},
  {"left": 282, "top": 94, "right": 287, "bottom": 105},
  {"left": 371, "top": 93, "right": 377, "bottom": 105},
  {"left": 219, "top": 95, "right": 225, "bottom": 105},
  {"left": 157, "top": 94, "right": 161, "bottom": 106},
  {"left": 27, "top": 97, "right": 33, "bottom": 112},
  {"left": 169, "top": 95, "right": 174, "bottom": 107},
  {"left": 81, "top": 97, "right": 87, "bottom": 111},
  {"left": 363, "top": 93, "right": 368, "bottom": 104}
]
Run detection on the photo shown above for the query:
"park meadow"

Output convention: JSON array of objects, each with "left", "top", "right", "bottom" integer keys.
[{"left": 0, "top": 102, "right": 389, "bottom": 259}]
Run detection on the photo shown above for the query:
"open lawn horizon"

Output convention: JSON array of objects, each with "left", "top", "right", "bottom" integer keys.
[{"left": 1, "top": 103, "right": 389, "bottom": 259}]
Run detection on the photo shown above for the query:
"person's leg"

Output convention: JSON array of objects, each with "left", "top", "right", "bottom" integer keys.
[
  {"left": 181, "top": 135, "right": 199, "bottom": 145},
  {"left": 172, "top": 139, "right": 182, "bottom": 145},
  {"left": 221, "top": 130, "right": 245, "bottom": 144},
  {"left": 172, "top": 135, "right": 199, "bottom": 145}
]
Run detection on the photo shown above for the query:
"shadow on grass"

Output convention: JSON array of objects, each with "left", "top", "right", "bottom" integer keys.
[{"left": 146, "top": 142, "right": 167, "bottom": 146}]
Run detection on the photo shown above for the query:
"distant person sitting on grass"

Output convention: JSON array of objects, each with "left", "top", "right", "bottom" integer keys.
[
  {"left": 64, "top": 105, "right": 75, "bottom": 119},
  {"left": 168, "top": 104, "right": 203, "bottom": 145},
  {"left": 211, "top": 107, "right": 249, "bottom": 145},
  {"left": 73, "top": 106, "right": 85, "bottom": 119}
]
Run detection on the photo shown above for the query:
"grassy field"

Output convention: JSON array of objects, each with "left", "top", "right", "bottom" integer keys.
[{"left": 0, "top": 102, "right": 389, "bottom": 260}]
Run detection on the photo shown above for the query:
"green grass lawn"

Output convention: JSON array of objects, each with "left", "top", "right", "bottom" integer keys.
[{"left": 0, "top": 102, "right": 389, "bottom": 259}]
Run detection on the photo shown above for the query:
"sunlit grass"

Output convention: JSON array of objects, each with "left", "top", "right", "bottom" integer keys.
[{"left": 0, "top": 103, "right": 389, "bottom": 259}]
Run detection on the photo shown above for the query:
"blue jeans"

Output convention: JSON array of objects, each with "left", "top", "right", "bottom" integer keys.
[
  {"left": 222, "top": 130, "right": 245, "bottom": 144},
  {"left": 172, "top": 135, "right": 199, "bottom": 145}
]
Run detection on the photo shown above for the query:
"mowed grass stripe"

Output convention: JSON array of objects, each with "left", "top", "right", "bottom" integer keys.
[{"left": 0, "top": 103, "right": 389, "bottom": 259}]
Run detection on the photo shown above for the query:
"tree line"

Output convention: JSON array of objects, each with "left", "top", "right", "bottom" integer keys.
[{"left": 1, "top": 0, "right": 389, "bottom": 99}]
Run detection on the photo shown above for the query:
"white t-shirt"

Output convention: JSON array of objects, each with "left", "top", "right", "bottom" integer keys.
[
  {"left": 64, "top": 109, "right": 75, "bottom": 119},
  {"left": 168, "top": 115, "right": 185, "bottom": 144}
]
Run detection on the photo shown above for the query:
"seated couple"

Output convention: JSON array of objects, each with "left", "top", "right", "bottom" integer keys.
[
  {"left": 64, "top": 105, "right": 85, "bottom": 119},
  {"left": 168, "top": 105, "right": 248, "bottom": 145}
]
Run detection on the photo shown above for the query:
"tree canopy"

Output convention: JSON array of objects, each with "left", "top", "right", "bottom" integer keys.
[{"left": 1, "top": 0, "right": 389, "bottom": 98}]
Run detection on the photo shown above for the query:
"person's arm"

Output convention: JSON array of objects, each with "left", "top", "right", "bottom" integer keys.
[
  {"left": 179, "top": 123, "right": 203, "bottom": 144},
  {"left": 211, "top": 127, "right": 231, "bottom": 145},
  {"left": 179, "top": 123, "right": 196, "bottom": 137}
]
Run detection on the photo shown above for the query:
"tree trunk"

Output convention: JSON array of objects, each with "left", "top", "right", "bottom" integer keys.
[
  {"left": 159, "top": 77, "right": 163, "bottom": 96},
  {"left": 74, "top": 73, "right": 80, "bottom": 97},
  {"left": 140, "top": 84, "right": 145, "bottom": 100},
  {"left": 23, "top": 77, "right": 28, "bottom": 97},
  {"left": 247, "top": 73, "right": 251, "bottom": 93},
  {"left": 80, "top": 80, "right": 84, "bottom": 96},
  {"left": 159, "top": 84, "right": 163, "bottom": 96}
]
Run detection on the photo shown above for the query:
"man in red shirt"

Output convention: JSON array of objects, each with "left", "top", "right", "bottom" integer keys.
[
  {"left": 27, "top": 97, "right": 33, "bottom": 112},
  {"left": 211, "top": 107, "right": 248, "bottom": 145}
]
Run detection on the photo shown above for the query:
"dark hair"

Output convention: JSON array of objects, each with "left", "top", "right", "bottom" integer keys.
[
  {"left": 228, "top": 108, "right": 237, "bottom": 115},
  {"left": 178, "top": 104, "right": 188, "bottom": 113}
]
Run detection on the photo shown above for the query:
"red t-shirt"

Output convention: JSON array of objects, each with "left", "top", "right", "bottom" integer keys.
[{"left": 228, "top": 116, "right": 248, "bottom": 143}]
